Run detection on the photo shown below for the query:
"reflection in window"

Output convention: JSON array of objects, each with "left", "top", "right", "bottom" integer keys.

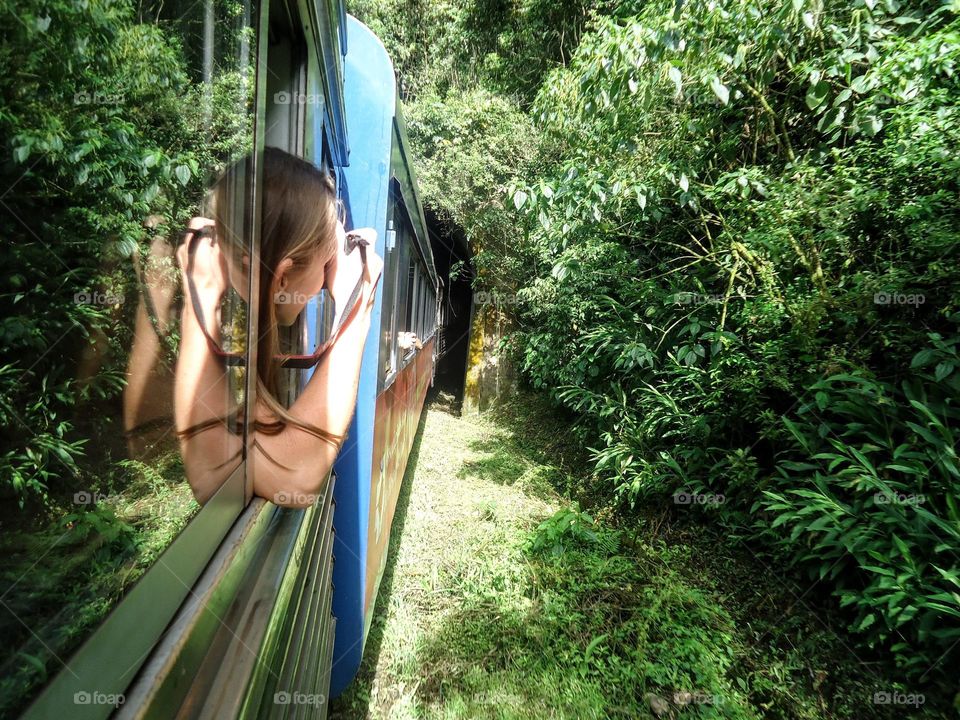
[{"left": 0, "top": 0, "right": 256, "bottom": 713}]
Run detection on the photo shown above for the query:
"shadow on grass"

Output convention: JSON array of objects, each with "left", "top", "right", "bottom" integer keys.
[
  {"left": 454, "top": 395, "right": 584, "bottom": 502},
  {"left": 328, "top": 388, "right": 434, "bottom": 719},
  {"left": 408, "top": 544, "right": 913, "bottom": 720}
]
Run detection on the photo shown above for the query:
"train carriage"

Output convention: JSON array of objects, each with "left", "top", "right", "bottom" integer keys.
[
  {"left": 14, "top": 1, "right": 437, "bottom": 717},
  {"left": 331, "top": 13, "right": 439, "bottom": 698}
]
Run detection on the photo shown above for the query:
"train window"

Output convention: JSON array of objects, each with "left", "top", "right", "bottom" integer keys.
[
  {"left": 0, "top": 0, "right": 260, "bottom": 714},
  {"left": 267, "top": 0, "right": 308, "bottom": 406},
  {"left": 315, "top": 0, "right": 348, "bottom": 166},
  {"left": 265, "top": 0, "right": 342, "bottom": 407},
  {"left": 380, "top": 187, "right": 432, "bottom": 386},
  {"left": 407, "top": 262, "right": 420, "bottom": 352},
  {"left": 379, "top": 217, "right": 398, "bottom": 388},
  {"left": 416, "top": 269, "right": 423, "bottom": 341}
]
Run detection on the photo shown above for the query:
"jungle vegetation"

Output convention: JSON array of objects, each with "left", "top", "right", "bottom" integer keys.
[{"left": 353, "top": 0, "right": 960, "bottom": 713}]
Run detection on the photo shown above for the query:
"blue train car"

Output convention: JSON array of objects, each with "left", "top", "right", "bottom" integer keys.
[{"left": 331, "top": 14, "right": 438, "bottom": 698}]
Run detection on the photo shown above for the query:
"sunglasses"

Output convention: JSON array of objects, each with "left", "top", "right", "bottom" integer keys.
[{"left": 183, "top": 224, "right": 371, "bottom": 369}]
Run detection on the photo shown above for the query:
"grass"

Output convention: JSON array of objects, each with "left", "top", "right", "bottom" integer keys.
[{"left": 332, "top": 389, "right": 955, "bottom": 719}]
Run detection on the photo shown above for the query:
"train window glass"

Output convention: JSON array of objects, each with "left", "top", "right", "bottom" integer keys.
[
  {"left": 378, "top": 214, "right": 397, "bottom": 388},
  {"left": 321, "top": 132, "right": 334, "bottom": 176},
  {"left": 429, "top": 283, "right": 434, "bottom": 337},
  {"left": 424, "top": 279, "right": 430, "bottom": 339},
  {"left": 407, "top": 262, "right": 420, "bottom": 350},
  {"left": 403, "top": 253, "right": 416, "bottom": 360},
  {"left": 264, "top": 0, "right": 305, "bottom": 154},
  {"left": 395, "top": 223, "right": 411, "bottom": 364},
  {"left": 419, "top": 271, "right": 427, "bottom": 340},
  {"left": 416, "top": 270, "right": 422, "bottom": 340},
  {"left": 314, "top": 0, "right": 347, "bottom": 164},
  {"left": 264, "top": 0, "right": 343, "bottom": 407},
  {"left": 0, "top": 0, "right": 259, "bottom": 713}
]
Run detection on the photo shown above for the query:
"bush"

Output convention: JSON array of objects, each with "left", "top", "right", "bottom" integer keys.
[{"left": 504, "top": 0, "right": 960, "bottom": 678}]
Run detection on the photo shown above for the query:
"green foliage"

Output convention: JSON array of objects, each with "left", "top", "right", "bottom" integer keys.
[
  {"left": 755, "top": 335, "right": 960, "bottom": 676},
  {"left": 526, "top": 503, "right": 618, "bottom": 556},
  {"left": 404, "top": 88, "right": 539, "bottom": 294},
  {"left": 498, "top": 0, "right": 960, "bottom": 681},
  {"left": 359, "top": 0, "right": 960, "bottom": 688},
  {"left": 350, "top": 0, "right": 605, "bottom": 104}
]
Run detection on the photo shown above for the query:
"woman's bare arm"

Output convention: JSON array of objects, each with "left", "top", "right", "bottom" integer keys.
[
  {"left": 252, "top": 246, "right": 383, "bottom": 506},
  {"left": 174, "top": 218, "right": 243, "bottom": 504}
]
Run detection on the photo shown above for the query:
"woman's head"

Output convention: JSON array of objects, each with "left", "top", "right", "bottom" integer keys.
[
  {"left": 210, "top": 147, "right": 341, "bottom": 416},
  {"left": 259, "top": 147, "right": 340, "bottom": 325}
]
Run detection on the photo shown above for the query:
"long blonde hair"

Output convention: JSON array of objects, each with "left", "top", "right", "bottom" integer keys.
[{"left": 181, "top": 148, "right": 343, "bottom": 449}]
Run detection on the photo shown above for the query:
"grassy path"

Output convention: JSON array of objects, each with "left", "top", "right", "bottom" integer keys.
[
  {"left": 331, "top": 393, "right": 559, "bottom": 719},
  {"left": 330, "top": 393, "right": 947, "bottom": 720}
]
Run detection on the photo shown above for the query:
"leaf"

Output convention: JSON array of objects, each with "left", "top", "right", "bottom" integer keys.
[
  {"left": 858, "top": 114, "right": 883, "bottom": 136},
  {"left": 851, "top": 75, "right": 872, "bottom": 94},
  {"left": 911, "top": 349, "right": 937, "bottom": 368},
  {"left": 174, "top": 164, "right": 191, "bottom": 186},
  {"left": 805, "top": 81, "right": 830, "bottom": 110},
  {"left": 666, "top": 63, "right": 682, "bottom": 96},
  {"left": 513, "top": 190, "right": 528, "bottom": 210},
  {"left": 585, "top": 633, "right": 608, "bottom": 660},
  {"left": 855, "top": 613, "right": 877, "bottom": 632},
  {"left": 935, "top": 362, "right": 953, "bottom": 382},
  {"left": 635, "top": 187, "right": 647, "bottom": 210},
  {"left": 709, "top": 76, "right": 729, "bottom": 105},
  {"left": 679, "top": 174, "right": 689, "bottom": 192},
  {"left": 817, "top": 106, "right": 845, "bottom": 133}
]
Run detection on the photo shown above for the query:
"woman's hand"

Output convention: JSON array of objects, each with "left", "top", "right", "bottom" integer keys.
[
  {"left": 326, "top": 227, "right": 383, "bottom": 326},
  {"left": 176, "top": 217, "right": 227, "bottom": 308}
]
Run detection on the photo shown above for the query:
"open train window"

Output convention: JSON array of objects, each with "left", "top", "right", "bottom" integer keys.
[
  {"left": 265, "top": 0, "right": 343, "bottom": 406},
  {"left": 266, "top": 0, "right": 309, "bottom": 406}
]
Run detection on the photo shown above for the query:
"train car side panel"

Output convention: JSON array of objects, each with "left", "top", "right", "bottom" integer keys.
[
  {"left": 331, "top": 16, "right": 396, "bottom": 698},
  {"left": 364, "top": 335, "right": 434, "bottom": 615}
]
